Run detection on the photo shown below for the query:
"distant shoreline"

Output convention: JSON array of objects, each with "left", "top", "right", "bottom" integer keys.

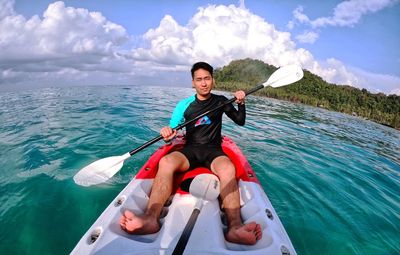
[{"left": 214, "top": 58, "right": 400, "bottom": 130}]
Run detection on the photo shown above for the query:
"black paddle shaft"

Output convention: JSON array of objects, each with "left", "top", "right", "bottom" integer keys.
[
  {"left": 128, "top": 84, "right": 265, "bottom": 156},
  {"left": 171, "top": 208, "right": 201, "bottom": 255}
]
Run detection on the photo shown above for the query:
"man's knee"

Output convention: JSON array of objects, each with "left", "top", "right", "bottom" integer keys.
[
  {"left": 212, "top": 157, "right": 236, "bottom": 179},
  {"left": 158, "top": 152, "right": 188, "bottom": 172},
  {"left": 159, "top": 154, "right": 174, "bottom": 167}
]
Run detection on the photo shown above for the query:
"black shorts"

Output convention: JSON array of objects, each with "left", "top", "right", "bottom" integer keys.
[{"left": 178, "top": 144, "right": 226, "bottom": 170}]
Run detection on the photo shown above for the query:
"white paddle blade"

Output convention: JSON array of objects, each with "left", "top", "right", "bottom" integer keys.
[
  {"left": 264, "top": 64, "right": 303, "bottom": 88},
  {"left": 73, "top": 153, "right": 131, "bottom": 187},
  {"left": 189, "top": 174, "right": 220, "bottom": 201}
]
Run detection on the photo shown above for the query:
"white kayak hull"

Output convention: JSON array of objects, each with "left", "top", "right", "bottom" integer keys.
[{"left": 72, "top": 137, "right": 296, "bottom": 255}]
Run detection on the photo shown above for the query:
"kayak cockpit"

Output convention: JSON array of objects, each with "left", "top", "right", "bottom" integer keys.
[{"left": 71, "top": 137, "right": 296, "bottom": 254}]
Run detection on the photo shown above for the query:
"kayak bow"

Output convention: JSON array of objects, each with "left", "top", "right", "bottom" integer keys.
[{"left": 72, "top": 136, "right": 296, "bottom": 255}]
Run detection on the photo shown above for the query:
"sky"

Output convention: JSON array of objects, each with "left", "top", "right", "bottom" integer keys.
[{"left": 0, "top": 0, "right": 399, "bottom": 95}]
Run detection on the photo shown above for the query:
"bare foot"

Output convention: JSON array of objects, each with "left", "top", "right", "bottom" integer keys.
[
  {"left": 225, "top": 222, "right": 262, "bottom": 245},
  {"left": 119, "top": 210, "right": 160, "bottom": 235}
]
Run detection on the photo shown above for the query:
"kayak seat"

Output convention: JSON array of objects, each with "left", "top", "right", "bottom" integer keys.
[{"left": 174, "top": 167, "right": 214, "bottom": 194}]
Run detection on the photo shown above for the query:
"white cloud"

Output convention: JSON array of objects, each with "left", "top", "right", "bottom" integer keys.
[
  {"left": 295, "top": 30, "right": 319, "bottom": 44},
  {"left": 390, "top": 88, "right": 400, "bottom": 95},
  {"left": 0, "top": 1, "right": 399, "bottom": 95},
  {"left": 132, "top": 5, "right": 305, "bottom": 69},
  {"left": 131, "top": 4, "right": 367, "bottom": 90},
  {"left": 1, "top": 1, "right": 128, "bottom": 58},
  {"left": 317, "top": 58, "right": 361, "bottom": 85},
  {"left": 289, "top": 0, "right": 399, "bottom": 48},
  {"left": 292, "top": 6, "right": 310, "bottom": 25},
  {"left": 311, "top": 0, "right": 399, "bottom": 28},
  {"left": 131, "top": 15, "right": 193, "bottom": 66},
  {"left": 0, "top": 0, "right": 15, "bottom": 19},
  {"left": 348, "top": 66, "right": 400, "bottom": 95},
  {"left": 0, "top": 1, "right": 130, "bottom": 86},
  {"left": 292, "top": 0, "right": 399, "bottom": 28}
]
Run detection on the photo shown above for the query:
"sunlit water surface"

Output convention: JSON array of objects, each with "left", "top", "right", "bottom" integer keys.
[{"left": 0, "top": 85, "right": 398, "bottom": 254}]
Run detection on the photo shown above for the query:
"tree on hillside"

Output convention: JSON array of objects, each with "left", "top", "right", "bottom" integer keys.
[{"left": 214, "top": 58, "right": 400, "bottom": 129}]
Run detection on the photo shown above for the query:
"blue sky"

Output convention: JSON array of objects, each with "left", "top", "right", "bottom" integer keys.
[{"left": 1, "top": 0, "right": 399, "bottom": 94}]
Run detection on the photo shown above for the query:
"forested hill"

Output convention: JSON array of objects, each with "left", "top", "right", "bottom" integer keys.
[{"left": 214, "top": 58, "right": 400, "bottom": 129}]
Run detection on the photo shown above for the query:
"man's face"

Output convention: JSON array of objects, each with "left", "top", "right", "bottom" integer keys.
[{"left": 192, "top": 68, "right": 214, "bottom": 99}]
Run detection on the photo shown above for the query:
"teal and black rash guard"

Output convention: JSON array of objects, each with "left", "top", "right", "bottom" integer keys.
[{"left": 169, "top": 94, "right": 245, "bottom": 146}]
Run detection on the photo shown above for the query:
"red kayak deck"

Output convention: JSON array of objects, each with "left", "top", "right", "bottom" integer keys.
[{"left": 135, "top": 136, "right": 260, "bottom": 194}]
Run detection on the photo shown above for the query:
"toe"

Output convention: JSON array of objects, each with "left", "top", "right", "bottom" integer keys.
[
  {"left": 120, "top": 221, "right": 126, "bottom": 230},
  {"left": 256, "top": 224, "right": 263, "bottom": 240},
  {"left": 124, "top": 210, "right": 135, "bottom": 219},
  {"left": 244, "top": 222, "right": 257, "bottom": 231},
  {"left": 120, "top": 214, "right": 126, "bottom": 224},
  {"left": 255, "top": 230, "right": 262, "bottom": 240}
]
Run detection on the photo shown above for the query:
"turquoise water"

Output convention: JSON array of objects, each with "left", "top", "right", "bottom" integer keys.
[{"left": 0, "top": 85, "right": 399, "bottom": 255}]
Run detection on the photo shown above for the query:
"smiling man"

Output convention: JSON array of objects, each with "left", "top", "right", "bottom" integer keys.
[{"left": 120, "top": 61, "right": 262, "bottom": 245}]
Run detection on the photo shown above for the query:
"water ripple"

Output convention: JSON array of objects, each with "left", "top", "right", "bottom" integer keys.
[{"left": 0, "top": 86, "right": 399, "bottom": 255}]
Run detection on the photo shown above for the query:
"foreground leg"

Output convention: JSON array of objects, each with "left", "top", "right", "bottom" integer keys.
[
  {"left": 120, "top": 151, "right": 189, "bottom": 234},
  {"left": 211, "top": 156, "right": 262, "bottom": 245}
]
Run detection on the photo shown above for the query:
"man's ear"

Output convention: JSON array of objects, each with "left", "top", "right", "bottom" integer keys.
[{"left": 192, "top": 80, "right": 195, "bottom": 88}]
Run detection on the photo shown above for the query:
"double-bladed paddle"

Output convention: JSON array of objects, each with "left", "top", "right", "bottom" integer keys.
[{"left": 73, "top": 64, "right": 304, "bottom": 186}]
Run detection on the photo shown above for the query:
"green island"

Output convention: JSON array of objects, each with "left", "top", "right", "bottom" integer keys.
[{"left": 214, "top": 58, "right": 400, "bottom": 130}]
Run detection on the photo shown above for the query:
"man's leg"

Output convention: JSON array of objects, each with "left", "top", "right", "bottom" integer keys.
[
  {"left": 120, "top": 151, "right": 190, "bottom": 234},
  {"left": 211, "top": 156, "right": 262, "bottom": 245}
]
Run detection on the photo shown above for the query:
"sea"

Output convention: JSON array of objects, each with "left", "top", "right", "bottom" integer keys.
[{"left": 0, "top": 85, "right": 399, "bottom": 255}]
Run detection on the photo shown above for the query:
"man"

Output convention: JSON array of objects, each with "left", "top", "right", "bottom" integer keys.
[{"left": 120, "top": 62, "right": 262, "bottom": 245}]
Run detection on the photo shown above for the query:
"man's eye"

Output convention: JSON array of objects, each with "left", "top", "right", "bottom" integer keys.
[{"left": 195, "top": 76, "right": 211, "bottom": 82}]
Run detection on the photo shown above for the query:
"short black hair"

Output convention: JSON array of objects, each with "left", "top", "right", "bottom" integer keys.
[{"left": 191, "top": 62, "right": 213, "bottom": 79}]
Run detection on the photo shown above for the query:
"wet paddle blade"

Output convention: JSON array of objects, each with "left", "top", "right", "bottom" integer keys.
[
  {"left": 264, "top": 64, "right": 304, "bottom": 88},
  {"left": 73, "top": 153, "right": 131, "bottom": 187}
]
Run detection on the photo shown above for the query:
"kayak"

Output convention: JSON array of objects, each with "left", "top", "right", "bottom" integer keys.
[{"left": 71, "top": 136, "right": 296, "bottom": 255}]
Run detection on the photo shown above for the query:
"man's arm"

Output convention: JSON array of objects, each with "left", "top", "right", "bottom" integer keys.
[
  {"left": 169, "top": 95, "right": 196, "bottom": 128},
  {"left": 224, "top": 90, "right": 246, "bottom": 126}
]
